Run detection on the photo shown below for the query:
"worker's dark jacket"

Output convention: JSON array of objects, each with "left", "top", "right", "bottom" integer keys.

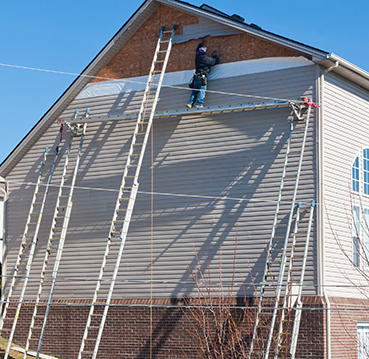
[{"left": 195, "top": 43, "right": 219, "bottom": 78}]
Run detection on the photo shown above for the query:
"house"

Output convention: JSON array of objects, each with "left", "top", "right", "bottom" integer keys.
[{"left": 1, "top": 0, "right": 369, "bottom": 358}]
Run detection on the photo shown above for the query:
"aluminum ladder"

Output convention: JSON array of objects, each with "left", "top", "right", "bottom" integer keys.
[
  {"left": 249, "top": 104, "right": 312, "bottom": 359},
  {"left": 22, "top": 112, "right": 88, "bottom": 359},
  {"left": 77, "top": 25, "right": 177, "bottom": 359},
  {"left": 274, "top": 200, "right": 315, "bottom": 359},
  {"left": 1, "top": 147, "right": 60, "bottom": 359}
]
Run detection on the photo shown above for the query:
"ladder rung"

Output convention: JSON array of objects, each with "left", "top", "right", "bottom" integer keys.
[
  {"left": 132, "top": 143, "right": 143, "bottom": 146},
  {"left": 87, "top": 326, "right": 100, "bottom": 330},
  {"left": 116, "top": 209, "right": 127, "bottom": 213},
  {"left": 31, "top": 326, "right": 43, "bottom": 330},
  {"left": 113, "top": 220, "right": 125, "bottom": 224},
  {"left": 91, "top": 313, "right": 103, "bottom": 317}
]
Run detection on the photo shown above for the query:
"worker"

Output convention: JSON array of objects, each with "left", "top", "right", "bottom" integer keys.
[{"left": 186, "top": 39, "right": 219, "bottom": 109}]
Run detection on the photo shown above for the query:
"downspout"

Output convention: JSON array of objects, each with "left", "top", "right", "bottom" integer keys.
[
  {"left": 323, "top": 60, "right": 339, "bottom": 74},
  {"left": 319, "top": 59, "right": 340, "bottom": 359}
]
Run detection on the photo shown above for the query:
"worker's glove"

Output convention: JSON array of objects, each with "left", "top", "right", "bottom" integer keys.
[{"left": 212, "top": 50, "right": 217, "bottom": 56}]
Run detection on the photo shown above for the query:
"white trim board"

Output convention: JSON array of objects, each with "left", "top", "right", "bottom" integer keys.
[{"left": 76, "top": 56, "right": 313, "bottom": 99}]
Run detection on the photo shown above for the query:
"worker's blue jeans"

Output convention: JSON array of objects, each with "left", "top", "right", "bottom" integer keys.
[{"left": 187, "top": 78, "right": 207, "bottom": 107}]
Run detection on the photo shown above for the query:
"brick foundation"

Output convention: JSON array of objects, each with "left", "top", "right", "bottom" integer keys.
[
  {"left": 329, "top": 297, "right": 369, "bottom": 359},
  {"left": 2, "top": 296, "right": 327, "bottom": 359}
]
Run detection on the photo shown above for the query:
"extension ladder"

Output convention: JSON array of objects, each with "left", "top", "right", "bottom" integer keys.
[
  {"left": 22, "top": 113, "right": 88, "bottom": 359},
  {"left": 249, "top": 104, "right": 312, "bottom": 359},
  {"left": 274, "top": 200, "right": 315, "bottom": 359},
  {"left": 1, "top": 147, "right": 60, "bottom": 359},
  {"left": 77, "top": 24, "right": 177, "bottom": 359}
]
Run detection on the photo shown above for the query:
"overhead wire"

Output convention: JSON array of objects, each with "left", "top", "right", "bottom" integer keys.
[
  {"left": 0, "top": 62, "right": 316, "bottom": 104},
  {"left": 5, "top": 179, "right": 321, "bottom": 206},
  {"left": 1, "top": 273, "right": 369, "bottom": 288}
]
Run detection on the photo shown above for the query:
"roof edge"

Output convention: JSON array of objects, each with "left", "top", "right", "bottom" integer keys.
[
  {"left": 0, "top": 0, "right": 155, "bottom": 176},
  {"left": 158, "top": 0, "right": 329, "bottom": 60}
]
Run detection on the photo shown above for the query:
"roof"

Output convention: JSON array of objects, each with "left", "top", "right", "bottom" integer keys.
[{"left": 1, "top": 0, "right": 369, "bottom": 176}]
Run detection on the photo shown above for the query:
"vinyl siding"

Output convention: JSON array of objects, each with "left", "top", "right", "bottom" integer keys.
[
  {"left": 323, "top": 72, "right": 369, "bottom": 298},
  {"left": 173, "top": 16, "right": 243, "bottom": 43},
  {"left": 4, "top": 64, "right": 318, "bottom": 300}
]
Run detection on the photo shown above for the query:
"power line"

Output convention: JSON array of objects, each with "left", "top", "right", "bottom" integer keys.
[
  {"left": 0, "top": 298, "right": 367, "bottom": 311},
  {"left": 6, "top": 179, "right": 319, "bottom": 206},
  {"left": 1, "top": 274, "right": 369, "bottom": 289},
  {"left": 0, "top": 62, "right": 317, "bottom": 104}
]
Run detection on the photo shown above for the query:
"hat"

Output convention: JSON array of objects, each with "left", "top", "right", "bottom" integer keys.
[{"left": 198, "top": 47, "right": 207, "bottom": 54}]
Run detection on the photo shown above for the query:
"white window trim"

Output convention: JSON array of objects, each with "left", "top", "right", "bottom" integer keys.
[
  {"left": 357, "top": 322, "right": 369, "bottom": 359},
  {"left": 352, "top": 206, "right": 369, "bottom": 270},
  {"left": 351, "top": 147, "right": 369, "bottom": 199}
]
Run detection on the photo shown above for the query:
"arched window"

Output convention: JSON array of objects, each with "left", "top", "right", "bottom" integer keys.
[{"left": 353, "top": 155, "right": 360, "bottom": 192}]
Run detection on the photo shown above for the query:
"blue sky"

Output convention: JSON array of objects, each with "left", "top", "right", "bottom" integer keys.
[{"left": 1, "top": 0, "right": 368, "bottom": 164}]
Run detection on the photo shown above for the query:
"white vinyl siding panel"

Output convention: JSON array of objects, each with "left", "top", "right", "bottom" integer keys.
[
  {"left": 173, "top": 17, "right": 243, "bottom": 43},
  {"left": 4, "top": 65, "right": 317, "bottom": 300},
  {"left": 323, "top": 73, "right": 369, "bottom": 297}
]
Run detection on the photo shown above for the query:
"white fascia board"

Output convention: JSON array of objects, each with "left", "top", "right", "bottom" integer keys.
[
  {"left": 327, "top": 53, "right": 369, "bottom": 81},
  {"left": 158, "top": 0, "right": 328, "bottom": 60}
]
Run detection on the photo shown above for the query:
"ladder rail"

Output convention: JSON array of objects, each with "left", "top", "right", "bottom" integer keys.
[
  {"left": 92, "top": 24, "right": 176, "bottom": 359},
  {"left": 249, "top": 119, "right": 294, "bottom": 356},
  {"left": 289, "top": 200, "right": 315, "bottom": 359},
  {"left": 274, "top": 203, "right": 301, "bottom": 357},
  {"left": 77, "top": 25, "right": 176, "bottom": 359},
  {"left": 35, "top": 123, "right": 87, "bottom": 359},
  {"left": 0, "top": 148, "right": 49, "bottom": 330},
  {"left": 3, "top": 147, "right": 59, "bottom": 359},
  {"left": 264, "top": 105, "right": 311, "bottom": 359},
  {"left": 23, "top": 134, "right": 74, "bottom": 358}
]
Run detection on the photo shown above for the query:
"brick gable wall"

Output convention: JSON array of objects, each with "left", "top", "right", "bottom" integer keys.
[{"left": 92, "top": 5, "right": 308, "bottom": 82}]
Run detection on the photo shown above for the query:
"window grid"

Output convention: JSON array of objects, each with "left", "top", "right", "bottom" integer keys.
[
  {"left": 358, "top": 324, "right": 369, "bottom": 359},
  {"left": 353, "top": 205, "right": 360, "bottom": 267},
  {"left": 353, "top": 155, "right": 360, "bottom": 192},
  {"left": 364, "top": 149, "right": 369, "bottom": 195}
]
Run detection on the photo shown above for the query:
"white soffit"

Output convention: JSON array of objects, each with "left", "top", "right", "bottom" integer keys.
[{"left": 76, "top": 56, "right": 313, "bottom": 99}]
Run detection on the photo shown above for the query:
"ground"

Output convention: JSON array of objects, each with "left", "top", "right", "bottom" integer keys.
[{"left": 0, "top": 337, "right": 38, "bottom": 359}]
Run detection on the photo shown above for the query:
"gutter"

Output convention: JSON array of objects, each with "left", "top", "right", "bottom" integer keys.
[{"left": 319, "top": 53, "right": 369, "bottom": 81}]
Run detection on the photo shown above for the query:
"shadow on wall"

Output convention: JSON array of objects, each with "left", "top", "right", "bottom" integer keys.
[{"left": 136, "top": 111, "right": 291, "bottom": 357}]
